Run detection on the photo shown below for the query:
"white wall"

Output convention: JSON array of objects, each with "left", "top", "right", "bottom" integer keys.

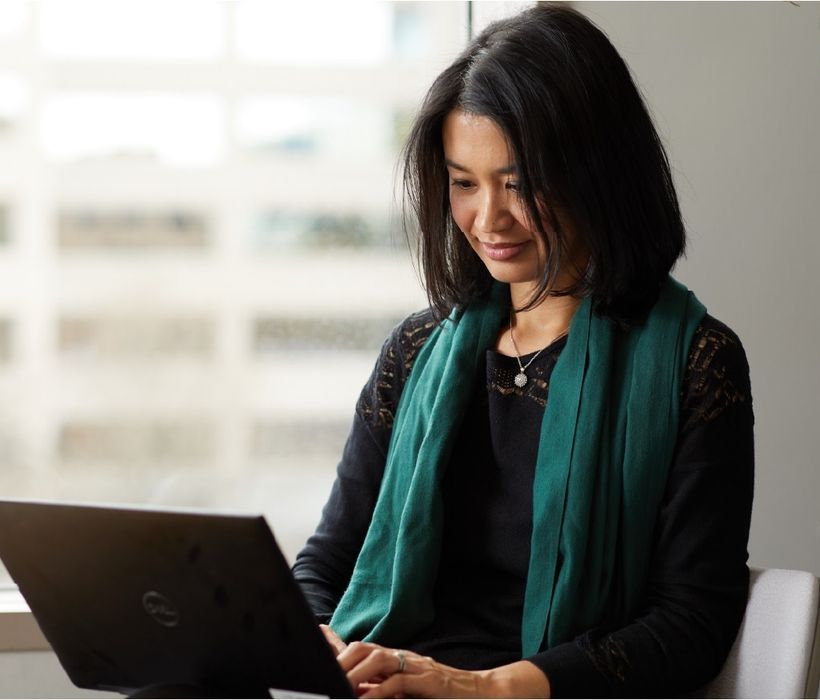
[{"left": 575, "top": 2, "right": 820, "bottom": 575}]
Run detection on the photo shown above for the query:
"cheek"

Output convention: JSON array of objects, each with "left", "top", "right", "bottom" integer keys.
[
  {"left": 512, "top": 201, "right": 536, "bottom": 233},
  {"left": 449, "top": 196, "right": 473, "bottom": 236}
]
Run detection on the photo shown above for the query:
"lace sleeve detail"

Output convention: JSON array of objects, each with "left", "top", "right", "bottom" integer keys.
[
  {"left": 578, "top": 631, "right": 631, "bottom": 684},
  {"left": 355, "top": 309, "right": 439, "bottom": 431},
  {"left": 681, "top": 315, "right": 752, "bottom": 429}
]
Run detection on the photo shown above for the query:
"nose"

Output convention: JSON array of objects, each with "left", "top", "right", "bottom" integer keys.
[{"left": 475, "top": 190, "right": 513, "bottom": 233}]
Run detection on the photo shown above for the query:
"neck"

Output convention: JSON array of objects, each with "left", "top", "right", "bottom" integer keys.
[{"left": 500, "top": 283, "right": 582, "bottom": 356}]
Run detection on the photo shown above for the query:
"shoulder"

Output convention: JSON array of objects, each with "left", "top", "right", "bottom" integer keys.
[
  {"left": 392, "top": 308, "right": 441, "bottom": 370},
  {"left": 355, "top": 308, "right": 440, "bottom": 432},
  {"left": 681, "top": 313, "right": 752, "bottom": 428}
]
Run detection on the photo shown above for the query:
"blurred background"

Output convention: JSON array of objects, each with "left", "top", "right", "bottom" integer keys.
[
  {"left": 0, "top": 1, "right": 818, "bottom": 585},
  {"left": 0, "top": 0, "right": 464, "bottom": 575}
]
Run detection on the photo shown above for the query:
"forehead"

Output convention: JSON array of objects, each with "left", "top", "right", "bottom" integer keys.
[{"left": 442, "top": 110, "right": 513, "bottom": 167}]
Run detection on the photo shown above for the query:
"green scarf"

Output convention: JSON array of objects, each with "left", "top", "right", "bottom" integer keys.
[{"left": 330, "top": 277, "right": 705, "bottom": 656}]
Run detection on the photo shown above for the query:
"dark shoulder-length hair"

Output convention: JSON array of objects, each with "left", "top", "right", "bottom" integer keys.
[{"left": 402, "top": 4, "right": 686, "bottom": 325}]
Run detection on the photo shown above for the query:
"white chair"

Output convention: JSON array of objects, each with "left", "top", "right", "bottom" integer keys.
[{"left": 699, "top": 568, "right": 820, "bottom": 698}]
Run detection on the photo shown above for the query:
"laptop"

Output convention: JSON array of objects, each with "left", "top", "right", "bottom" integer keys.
[{"left": 0, "top": 499, "right": 355, "bottom": 698}]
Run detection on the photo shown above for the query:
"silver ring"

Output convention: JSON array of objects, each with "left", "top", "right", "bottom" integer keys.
[{"left": 394, "top": 650, "right": 406, "bottom": 673}]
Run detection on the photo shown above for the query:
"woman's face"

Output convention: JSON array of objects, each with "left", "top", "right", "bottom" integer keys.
[
  {"left": 442, "top": 109, "right": 584, "bottom": 293},
  {"left": 443, "top": 109, "right": 546, "bottom": 287}
]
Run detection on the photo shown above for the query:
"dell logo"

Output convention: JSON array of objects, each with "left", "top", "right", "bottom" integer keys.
[{"left": 142, "top": 591, "right": 180, "bottom": 628}]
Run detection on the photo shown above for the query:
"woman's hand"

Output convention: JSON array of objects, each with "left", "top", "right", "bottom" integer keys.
[
  {"left": 320, "top": 624, "right": 347, "bottom": 657},
  {"left": 335, "top": 641, "right": 551, "bottom": 698},
  {"left": 337, "top": 642, "right": 477, "bottom": 698}
]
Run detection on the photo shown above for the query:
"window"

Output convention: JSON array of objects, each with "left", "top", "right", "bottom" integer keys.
[
  {"left": 253, "top": 315, "right": 401, "bottom": 353},
  {"left": 0, "top": 74, "right": 26, "bottom": 136},
  {"left": 59, "top": 420, "right": 215, "bottom": 465},
  {"left": 234, "top": 2, "right": 392, "bottom": 66},
  {"left": 236, "top": 96, "right": 392, "bottom": 162},
  {"left": 0, "top": 320, "right": 11, "bottom": 362},
  {"left": 0, "top": 2, "right": 467, "bottom": 586},
  {"left": 252, "top": 209, "right": 388, "bottom": 250},
  {"left": 58, "top": 210, "right": 211, "bottom": 250},
  {"left": 40, "top": 95, "right": 224, "bottom": 168},
  {"left": 59, "top": 316, "right": 214, "bottom": 360},
  {"left": 0, "top": 205, "right": 9, "bottom": 246},
  {"left": 38, "top": 1, "right": 225, "bottom": 61},
  {"left": 250, "top": 420, "right": 350, "bottom": 462},
  {"left": 0, "top": 2, "right": 26, "bottom": 38}
]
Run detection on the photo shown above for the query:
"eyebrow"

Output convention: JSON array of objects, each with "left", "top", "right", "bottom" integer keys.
[{"left": 444, "top": 158, "right": 518, "bottom": 175}]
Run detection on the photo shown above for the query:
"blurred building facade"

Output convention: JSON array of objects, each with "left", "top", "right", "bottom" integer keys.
[{"left": 0, "top": 1, "right": 467, "bottom": 566}]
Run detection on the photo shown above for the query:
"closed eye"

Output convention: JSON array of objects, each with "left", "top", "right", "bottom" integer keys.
[{"left": 450, "top": 179, "right": 474, "bottom": 190}]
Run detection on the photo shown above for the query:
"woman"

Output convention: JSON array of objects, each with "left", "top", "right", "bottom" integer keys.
[{"left": 293, "top": 5, "right": 753, "bottom": 698}]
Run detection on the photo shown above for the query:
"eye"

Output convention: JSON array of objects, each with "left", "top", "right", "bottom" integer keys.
[
  {"left": 505, "top": 181, "right": 520, "bottom": 193},
  {"left": 450, "top": 179, "right": 474, "bottom": 191}
]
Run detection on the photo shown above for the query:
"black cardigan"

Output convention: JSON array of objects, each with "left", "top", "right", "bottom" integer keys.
[{"left": 292, "top": 310, "right": 754, "bottom": 698}]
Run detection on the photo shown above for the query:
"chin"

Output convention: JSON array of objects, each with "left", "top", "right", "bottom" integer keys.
[
  {"left": 476, "top": 256, "right": 542, "bottom": 287},
  {"left": 486, "top": 268, "right": 537, "bottom": 285}
]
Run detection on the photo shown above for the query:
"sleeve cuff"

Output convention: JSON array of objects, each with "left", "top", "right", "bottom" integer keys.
[{"left": 526, "top": 641, "right": 610, "bottom": 698}]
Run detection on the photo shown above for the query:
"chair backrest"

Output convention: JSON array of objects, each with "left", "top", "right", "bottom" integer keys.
[{"left": 700, "top": 568, "right": 820, "bottom": 699}]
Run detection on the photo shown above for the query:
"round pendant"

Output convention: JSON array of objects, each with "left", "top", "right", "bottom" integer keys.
[{"left": 514, "top": 372, "right": 528, "bottom": 388}]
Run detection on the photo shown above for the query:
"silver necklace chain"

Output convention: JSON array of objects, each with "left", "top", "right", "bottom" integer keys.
[{"left": 508, "top": 311, "right": 569, "bottom": 388}]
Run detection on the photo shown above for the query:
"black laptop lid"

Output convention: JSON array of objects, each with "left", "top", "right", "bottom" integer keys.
[{"left": 0, "top": 500, "right": 354, "bottom": 698}]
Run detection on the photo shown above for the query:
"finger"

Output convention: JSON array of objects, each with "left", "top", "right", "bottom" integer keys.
[
  {"left": 320, "top": 624, "right": 347, "bottom": 657},
  {"left": 346, "top": 647, "right": 407, "bottom": 688},
  {"left": 359, "top": 671, "right": 415, "bottom": 699},
  {"left": 359, "top": 676, "right": 398, "bottom": 699},
  {"left": 337, "top": 641, "right": 384, "bottom": 673},
  {"left": 360, "top": 658, "right": 466, "bottom": 700}
]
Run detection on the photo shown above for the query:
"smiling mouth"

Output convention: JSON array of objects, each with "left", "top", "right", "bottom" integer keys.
[{"left": 480, "top": 240, "right": 530, "bottom": 261}]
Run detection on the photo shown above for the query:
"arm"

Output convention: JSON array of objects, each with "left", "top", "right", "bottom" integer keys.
[
  {"left": 336, "top": 643, "right": 551, "bottom": 698},
  {"left": 526, "top": 317, "right": 755, "bottom": 697},
  {"left": 292, "top": 310, "right": 439, "bottom": 620},
  {"left": 338, "top": 318, "right": 753, "bottom": 699},
  {"left": 291, "top": 411, "right": 388, "bottom": 621},
  {"left": 301, "top": 315, "right": 753, "bottom": 698}
]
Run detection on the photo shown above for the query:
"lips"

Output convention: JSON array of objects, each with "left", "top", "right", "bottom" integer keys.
[{"left": 479, "top": 240, "right": 530, "bottom": 261}]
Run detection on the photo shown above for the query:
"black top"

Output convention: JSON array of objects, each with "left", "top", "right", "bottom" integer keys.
[{"left": 292, "top": 309, "right": 754, "bottom": 698}]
